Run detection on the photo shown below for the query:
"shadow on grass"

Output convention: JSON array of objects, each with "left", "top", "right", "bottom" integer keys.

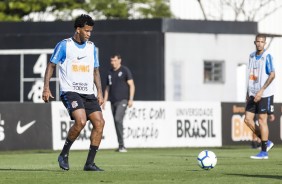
[
  {"left": 226, "top": 173, "right": 282, "bottom": 180},
  {"left": 0, "top": 168, "right": 59, "bottom": 172}
]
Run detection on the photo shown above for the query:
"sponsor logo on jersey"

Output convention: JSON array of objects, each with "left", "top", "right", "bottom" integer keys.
[
  {"left": 72, "top": 82, "right": 88, "bottom": 91},
  {"left": 72, "top": 64, "right": 90, "bottom": 72},
  {"left": 77, "top": 56, "right": 87, "bottom": 60}
]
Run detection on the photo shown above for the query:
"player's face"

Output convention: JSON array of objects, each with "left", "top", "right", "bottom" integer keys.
[
  {"left": 254, "top": 37, "right": 266, "bottom": 52},
  {"left": 77, "top": 25, "right": 93, "bottom": 43},
  {"left": 110, "top": 56, "right": 121, "bottom": 70}
]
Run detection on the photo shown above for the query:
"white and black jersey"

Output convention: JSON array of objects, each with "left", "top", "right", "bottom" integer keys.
[
  {"left": 50, "top": 37, "right": 99, "bottom": 95},
  {"left": 107, "top": 65, "right": 133, "bottom": 103},
  {"left": 247, "top": 50, "right": 275, "bottom": 98}
]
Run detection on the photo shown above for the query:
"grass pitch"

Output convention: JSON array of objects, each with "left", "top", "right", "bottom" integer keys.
[{"left": 0, "top": 146, "right": 282, "bottom": 184}]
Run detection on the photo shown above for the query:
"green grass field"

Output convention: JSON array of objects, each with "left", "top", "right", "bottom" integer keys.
[{"left": 0, "top": 146, "right": 282, "bottom": 184}]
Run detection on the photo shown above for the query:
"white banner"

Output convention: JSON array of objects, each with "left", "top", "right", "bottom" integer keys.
[
  {"left": 123, "top": 101, "right": 222, "bottom": 148},
  {"left": 51, "top": 101, "right": 222, "bottom": 150}
]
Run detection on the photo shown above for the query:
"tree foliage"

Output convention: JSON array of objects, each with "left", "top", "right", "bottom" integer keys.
[
  {"left": 87, "top": 0, "right": 172, "bottom": 19},
  {"left": 137, "top": 0, "right": 172, "bottom": 18},
  {"left": 0, "top": 0, "right": 172, "bottom": 21}
]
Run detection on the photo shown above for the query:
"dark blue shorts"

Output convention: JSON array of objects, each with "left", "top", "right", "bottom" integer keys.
[
  {"left": 60, "top": 91, "right": 101, "bottom": 120},
  {"left": 246, "top": 95, "right": 274, "bottom": 114}
]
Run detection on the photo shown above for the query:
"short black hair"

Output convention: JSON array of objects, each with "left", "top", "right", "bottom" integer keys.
[
  {"left": 255, "top": 34, "right": 266, "bottom": 41},
  {"left": 111, "top": 53, "right": 122, "bottom": 59},
  {"left": 74, "top": 14, "right": 94, "bottom": 29}
]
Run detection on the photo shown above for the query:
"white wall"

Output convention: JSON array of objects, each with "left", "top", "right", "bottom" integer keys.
[
  {"left": 165, "top": 33, "right": 255, "bottom": 102},
  {"left": 268, "top": 37, "right": 282, "bottom": 102}
]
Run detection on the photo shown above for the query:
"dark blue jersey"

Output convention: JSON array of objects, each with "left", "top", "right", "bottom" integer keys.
[{"left": 106, "top": 65, "right": 133, "bottom": 103}]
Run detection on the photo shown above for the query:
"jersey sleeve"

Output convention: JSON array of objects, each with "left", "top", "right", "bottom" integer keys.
[
  {"left": 94, "top": 46, "right": 99, "bottom": 68},
  {"left": 124, "top": 66, "right": 133, "bottom": 81},
  {"left": 50, "top": 40, "right": 67, "bottom": 64},
  {"left": 265, "top": 54, "right": 274, "bottom": 75}
]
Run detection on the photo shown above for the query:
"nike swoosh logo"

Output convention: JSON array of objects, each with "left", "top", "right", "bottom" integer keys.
[
  {"left": 16, "top": 120, "right": 36, "bottom": 134},
  {"left": 77, "top": 56, "right": 87, "bottom": 60}
]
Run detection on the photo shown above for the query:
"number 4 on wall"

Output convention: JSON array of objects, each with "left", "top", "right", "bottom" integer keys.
[{"left": 33, "top": 54, "right": 47, "bottom": 77}]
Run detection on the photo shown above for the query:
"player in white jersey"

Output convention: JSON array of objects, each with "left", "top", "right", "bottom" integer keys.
[
  {"left": 244, "top": 34, "right": 275, "bottom": 159},
  {"left": 42, "top": 14, "right": 105, "bottom": 171}
]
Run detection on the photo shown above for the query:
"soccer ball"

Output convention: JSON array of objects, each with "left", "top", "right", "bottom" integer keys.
[{"left": 197, "top": 150, "right": 217, "bottom": 170}]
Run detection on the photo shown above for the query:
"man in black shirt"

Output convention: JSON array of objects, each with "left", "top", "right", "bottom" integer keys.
[{"left": 103, "top": 54, "right": 135, "bottom": 152}]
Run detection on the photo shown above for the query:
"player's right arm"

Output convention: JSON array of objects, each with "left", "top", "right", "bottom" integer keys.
[
  {"left": 42, "top": 40, "right": 66, "bottom": 103},
  {"left": 42, "top": 62, "right": 56, "bottom": 103}
]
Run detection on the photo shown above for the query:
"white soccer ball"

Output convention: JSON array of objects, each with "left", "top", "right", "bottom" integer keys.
[{"left": 197, "top": 150, "right": 217, "bottom": 170}]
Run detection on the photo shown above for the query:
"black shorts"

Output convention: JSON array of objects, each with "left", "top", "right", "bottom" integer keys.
[
  {"left": 60, "top": 91, "right": 101, "bottom": 120},
  {"left": 245, "top": 95, "right": 274, "bottom": 114}
]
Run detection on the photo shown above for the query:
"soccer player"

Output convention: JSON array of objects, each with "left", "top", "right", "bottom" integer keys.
[
  {"left": 102, "top": 54, "right": 135, "bottom": 152},
  {"left": 244, "top": 34, "right": 275, "bottom": 159},
  {"left": 42, "top": 14, "right": 105, "bottom": 171}
]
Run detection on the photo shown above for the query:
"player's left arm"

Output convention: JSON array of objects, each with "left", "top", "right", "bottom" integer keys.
[
  {"left": 127, "top": 79, "right": 135, "bottom": 108},
  {"left": 93, "top": 45, "right": 104, "bottom": 105},
  {"left": 262, "top": 72, "right": 275, "bottom": 90},
  {"left": 125, "top": 67, "right": 135, "bottom": 108},
  {"left": 94, "top": 67, "right": 104, "bottom": 106},
  {"left": 262, "top": 54, "right": 275, "bottom": 90},
  {"left": 254, "top": 54, "right": 275, "bottom": 102}
]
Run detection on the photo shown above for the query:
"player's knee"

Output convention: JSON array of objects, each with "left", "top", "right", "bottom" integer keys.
[
  {"left": 74, "top": 119, "right": 87, "bottom": 129},
  {"left": 258, "top": 119, "right": 267, "bottom": 126},
  {"left": 258, "top": 116, "right": 267, "bottom": 125},
  {"left": 97, "top": 119, "right": 105, "bottom": 132},
  {"left": 244, "top": 117, "right": 252, "bottom": 126}
]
